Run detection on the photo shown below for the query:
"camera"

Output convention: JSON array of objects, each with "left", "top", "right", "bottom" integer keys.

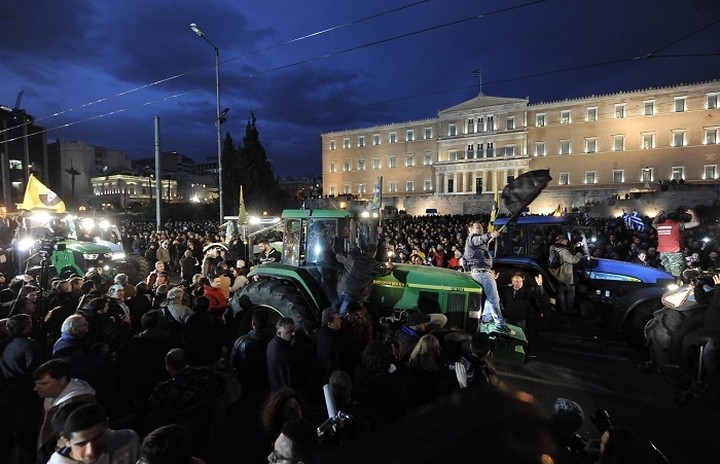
[{"left": 38, "top": 238, "right": 66, "bottom": 257}]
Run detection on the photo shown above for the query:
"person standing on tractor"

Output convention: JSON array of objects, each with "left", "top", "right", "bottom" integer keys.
[
  {"left": 548, "top": 235, "right": 586, "bottom": 317},
  {"left": 335, "top": 242, "right": 390, "bottom": 317},
  {"left": 652, "top": 208, "right": 700, "bottom": 281},
  {"left": 463, "top": 221, "right": 510, "bottom": 333}
]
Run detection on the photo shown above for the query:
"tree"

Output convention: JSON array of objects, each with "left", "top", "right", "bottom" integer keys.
[{"left": 224, "top": 112, "right": 285, "bottom": 216}]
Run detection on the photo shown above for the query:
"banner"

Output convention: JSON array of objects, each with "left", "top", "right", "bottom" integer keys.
[
  {"left": 368, "top": 176, "right": 383, "bottom": 210},
  {"left": 17, "top": 174, "right": 67, "bottom": 213},
  {"left": 238, "top": 185, "right": 247, "bottom": 224},
  {"left": 487, "top": 187, "right": 499, "bottom": 232}
]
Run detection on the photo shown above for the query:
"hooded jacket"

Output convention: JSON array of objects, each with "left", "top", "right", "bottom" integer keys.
[
  {"left": 548, "top": 242, "right": 585, "bottom": 285},
  {"left": 39, "top": 378, "right": 96, "bottom": 447}
]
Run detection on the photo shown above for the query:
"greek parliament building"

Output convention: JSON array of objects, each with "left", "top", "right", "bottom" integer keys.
[{"left": 321, "top": 81, "right": 720, "bottom": 217}]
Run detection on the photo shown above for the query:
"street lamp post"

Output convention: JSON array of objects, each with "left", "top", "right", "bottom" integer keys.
[{"left": 190, "top": 22, "right": 224, "bottom": 224}]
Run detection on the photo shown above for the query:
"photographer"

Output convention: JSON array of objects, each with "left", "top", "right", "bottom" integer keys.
[{"left": 548, "top": 235, "right": 586, "bottom": 317}]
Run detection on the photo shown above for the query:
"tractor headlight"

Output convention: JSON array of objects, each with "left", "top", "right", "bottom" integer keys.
[
  {"left": 83, "top": 253, "right": 99, "bottom": 260},
  {"left": 111, "top": 251, "right": 126, "bottom": 261},
  {"left": 17, "top": 238, "right": 37, "bottom": 252}
]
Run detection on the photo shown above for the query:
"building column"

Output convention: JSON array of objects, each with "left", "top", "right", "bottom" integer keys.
[
  {"left": 452, "top": 172, "right": 458, "bottom": 194},
  {"left": 435, "top": 172, "right": 442, "bottom": 194}
]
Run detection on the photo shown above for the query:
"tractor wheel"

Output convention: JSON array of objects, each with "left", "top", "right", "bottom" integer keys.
[
  {"left": 623, "top": 300, "right": 662, "bottom": 352},
  {"left": 644, "top": 306, "right": 704, "bottom": 368},
  {"left": 236, "top": 279, "right": 319, "bottom": 334},
  {"left": 116, "top": 255, "right": 149, "bottom": 285}
]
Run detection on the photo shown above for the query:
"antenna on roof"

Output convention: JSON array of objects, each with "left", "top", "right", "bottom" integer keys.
[
  {"left": 14, "top": 90, "right": 23, "bottom": 110},
  {"left": 471, "top": 69, "right": 483, "bottom": 95}
]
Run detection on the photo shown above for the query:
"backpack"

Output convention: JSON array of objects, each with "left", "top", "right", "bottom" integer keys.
[{"left": 548, "top": 248, "right": 561, "bottom": 269}]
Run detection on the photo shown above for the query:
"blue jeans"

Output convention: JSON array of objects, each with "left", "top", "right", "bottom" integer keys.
[{"left": 470, "top": 270, "right": 506, "bottom": 327}]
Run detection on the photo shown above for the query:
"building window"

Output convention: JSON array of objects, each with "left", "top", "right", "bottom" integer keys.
[
  {"left": 357, "top": 136, "right": 365, "bottom": 147},
  {"left": 584, "top": 171, "right": 597, "bottom": 184},
  {"left": 613, "top": 135, "right": 625, "bottom": 151},
  {"left": 329, "top": 186, "right": 336, "bottom": 196},
  {"left": 467, "top": 144, "right": 475, "bottom": 159},
  {"left": 585, "top": 107, "right": 597, "bottom": 122},
  {"left": 406, "top": 130, "right": 414, "bottom": 142},
  {"left": 358, "top": 184, "right": 366, "bottom": 195},
  {"left": 644, "top": 100, "right": 655, "bottom": 116},
  {"left": 487, "top": 116, "right": 494, "bottom": 131},
  {"left": 389, "top": 155, "right": 397, "bottom": 168},
  {"left": 613, "top": 170, "right": 624, "bottom": 183},
  {"left": 467, "top": 118, "right": 475, "bottom": 134},
  {"left": 672, "top": 130, "right": 686, "bottom": 147},
  {"left": 506, "top": 116, "right": 515, "bottom": 130},
  {"left": 535, "top": 142, "right": 546, "bottom": 157},
  {"left": 585, "top": 138, "right": 597, "bottom": 153},
  {"left": 536, "top": 113, "right": 546, "bottom": 127},
  {"left": 708, "top": 94, "right": 719, "bottom": 110},
  {"left": 559, "top": 173, "right": 570, "bottom": 185},
  {"left": 389, "top": 182, "right": 397, "bottom": 193},
  {"left": 329, "top": 140, "right": 336, "bottom": 150},
  {"left": 477, "top": 143, "right": 484, "bottom": 158},
  {"left": 389, "top": 132, "right": 397, "bottom": 144},
  {"left": 560, "top": 110, "right": 571, "bottom": 125},
  {"left": 406, "top": 181, "right": 414, "bottom": 192},
  {"left": 424, "top": 128, "right": 433, "bottom": 139},
  {"left": 372, "top": 158, "right": 381, "bottom": 170},
  {"left": 329, "top": 162, "right": 336, "bottom": 173},
  {"left": 424, "top": 179, "right": 432, "bottom": 191},
  {"left": 372, "top": 134, "right": 380, "bottom": 146},
  {"left": 642, "top": 133, "right": 656, "bottom": 149},
  {"left": 674, "top": 97, "right": 687, "bottom": 112},
  {"left": 448, "top": 124, "right": 457, "bottom": 136},
  {"left": 559, "top": 140, "right": 571, "bottom": 155},
  {"left": 343, "top": 184, "right": 351, "bottom": 194},
  {"left": 423, "top": 152, "right": 433, "bottom": 165},
  {"left": 704, "top": 165, "right": 717, "bottom": 180},
  {"left": 342, "top": 160, "right": 351, "bottom": 172},
  {"left": 641, "top": 167, "right": 653, "bottom": 183},
  {"left": 406, "top": 154, "right": 415, "bottom": 167},
  {"left": 614, "top": 104, "right": 626, "bottom": 118},
  {"left": 357, "top": 159, "right": 366, "bottom": 171},
  {"left": 447, "top": 178, "right": 454, "bottom": 193},
  {"left": 671, "top": 166, "right": 684, "bottom": 181},
  {"left": 504, "top": 145, "right": 515, "bottom": 157},
  {"left": 343, "top": 138, "right": 350, "bottom": 149},
  {"left": 705, "top": 128, "right": 719, "bottom": 145},
  {"left": 448, "top": 150, "right": 458, "bottom": 161}
]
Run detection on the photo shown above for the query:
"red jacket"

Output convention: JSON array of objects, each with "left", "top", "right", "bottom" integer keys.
[{"left": 203, "top": 284, "right": 228, "bottom": 314}]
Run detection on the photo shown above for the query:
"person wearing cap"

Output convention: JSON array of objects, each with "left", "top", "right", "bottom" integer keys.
[
  {"left": 463, "top": 221, "right": 510, "bottom": 333},
  {"left": 114, "top": 273, "right": 136, "bottom": 299},
  {"left": 548, "top": 235, "right": 586, "bottom": 317},
  {"left": 394, "top": 311, "right": 432, "bottom": 362},
  {"left": 165, "top": 286, "right": 192, "bottom": 323}
]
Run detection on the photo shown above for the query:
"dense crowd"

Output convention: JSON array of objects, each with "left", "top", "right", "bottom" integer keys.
[{"left": 1, "top": 211, "right": 705, "bottom": 463}]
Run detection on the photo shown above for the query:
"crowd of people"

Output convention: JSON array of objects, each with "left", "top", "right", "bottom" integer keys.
[{"left": 1, "top": 209, "right": 711, "bottom": 463}]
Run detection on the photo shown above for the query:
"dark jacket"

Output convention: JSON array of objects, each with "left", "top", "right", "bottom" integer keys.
[
  {"left": 336, "top": 249, "right": 380, "bottom": 303},
  {"left": 266, "top": 335, "right": 297, "bottom": 392},
  {"left": 0, "top": 335, "right": 43, "bottom": 381},
  {"left": 315, "top": 325, "right": 348, "bottom": 383},
  {"left": 230, "top": 328, "right": 272, "bottom": 393},
  {"left": 183, "top": 311, "right": 224, "bottom": 366},
  {"left": 52, "top": 334, "right": 108, "bottom": 388},
  {"left": 499, "top": 284, "right": 546, "bottom": 323}
]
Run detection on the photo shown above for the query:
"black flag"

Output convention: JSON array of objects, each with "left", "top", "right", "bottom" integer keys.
[{"left": 501, "top": 169, "right": 552, "bottom": 214}]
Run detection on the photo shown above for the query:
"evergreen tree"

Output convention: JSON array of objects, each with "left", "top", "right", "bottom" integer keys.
[{"left": 220, "top": 112, "right": 286, "bottom": 218}]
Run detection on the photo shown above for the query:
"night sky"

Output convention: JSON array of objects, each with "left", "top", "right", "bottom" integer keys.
[{"left": 2, "top": 0, "right": 719, "bottom": 177}]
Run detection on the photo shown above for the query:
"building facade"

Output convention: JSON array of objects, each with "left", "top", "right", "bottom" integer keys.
[{"left": 322, "top": 81, "right": 720, "bottom": 215}]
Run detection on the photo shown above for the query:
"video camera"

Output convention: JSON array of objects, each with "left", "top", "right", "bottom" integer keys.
[{"left": 38, "top": 237, "right": 65, "bottom": 257}]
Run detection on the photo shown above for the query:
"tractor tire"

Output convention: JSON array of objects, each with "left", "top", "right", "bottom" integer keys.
[
  {"left": 116, "top": 254, "right": 149, "bottom": 285},
  {"left": 623, "top": 300, "right": 663, "bottom": 352},
  {"left": 237, "top": 279, "right": 318, "bottom": 334},
  {"left": 645, "top": 306, "right": 704, "bottom": 368}
]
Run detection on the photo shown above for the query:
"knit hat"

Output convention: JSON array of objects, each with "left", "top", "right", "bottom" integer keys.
[
  {"left": 551, "top": 398, "right": 584, "bottom": 434},
  {"left": 107, "top": 284, "right": 125, "bottom": 298}
]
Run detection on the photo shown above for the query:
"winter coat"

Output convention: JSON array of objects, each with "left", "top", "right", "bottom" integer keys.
[
  {"left": 39, "top": 378, "right": 96, "bottom": 447},
  {"left": 549, "top": 242, "right": 585, "bottom": 285}
]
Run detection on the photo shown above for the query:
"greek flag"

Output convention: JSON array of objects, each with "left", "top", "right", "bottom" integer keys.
[{"left": 623, "top": 209, "right": 646, "bottom": 232}]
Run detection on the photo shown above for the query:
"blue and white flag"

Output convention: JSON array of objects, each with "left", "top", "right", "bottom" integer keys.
[{"left": 623, "top": 209, "right": 646, "bottom": 232}]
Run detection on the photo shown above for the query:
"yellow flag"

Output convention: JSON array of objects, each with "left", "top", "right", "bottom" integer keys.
[
  {"left": 487, "top": 187, "right": 499, "bottom": 232},
  {"left": 238, "top": 186, "right": 247, "bottom": 224},
  {"left": 17, "top": 174, "right": 67, "bottom": 213}
]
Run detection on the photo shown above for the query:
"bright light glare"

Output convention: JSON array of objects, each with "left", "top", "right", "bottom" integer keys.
[
  {"left": 28, "top": 212, "right": 52, "bottom": 224},
  {"left": 99, "top": 220, "right": 110, "bottom": 230},
  {"left": 18, "top": 237, "right": 36, "bottom": 251},
  {"left": 191, "top": 196, "right": 200, "bottom": 203},
  {"left": 249, "top": 216, "right": 260, "bottom": 225},
  {"left": 360, "top": 211, "right": 370, "bottom": 218},
  {"left": 80, "top": 218, "right": 95, "bottom": 231}
]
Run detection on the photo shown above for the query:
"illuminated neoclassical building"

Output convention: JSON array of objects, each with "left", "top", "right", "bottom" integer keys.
[{"left": 322, "top": 80, "right": 719, "bottom": 215}]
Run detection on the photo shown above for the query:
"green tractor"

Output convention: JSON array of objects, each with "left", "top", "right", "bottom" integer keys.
[{"left": 233, "top": 208, "right": 527, "bottom": 365}]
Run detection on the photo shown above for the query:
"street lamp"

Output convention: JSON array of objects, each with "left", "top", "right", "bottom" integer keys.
[{"left": 190, "top": 22, "right": 224, "bottom": 224}]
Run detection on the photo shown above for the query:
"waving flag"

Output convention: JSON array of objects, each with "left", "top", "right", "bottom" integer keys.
[
  {"left": 501, "top": 169, "right": 552, "bottom": 215},
  {"left": 623, "top": 209, "right": 646, "bottom": 232},
  {"left": 368, "top": 176, "right": 383, "bottom": 211},
  {"left": 487, "top": 187, "right": 499, "bottom": 232},
  {"left": 238, "top": 185, "right": 247, "bottom": 224},
  {"left": 17, "top": 174, "right": 67, "bottom": 213}
]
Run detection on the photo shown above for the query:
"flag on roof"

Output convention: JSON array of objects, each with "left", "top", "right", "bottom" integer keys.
[
  {"left": 17, "top": 174, "right": 66, "bottom": 213},
  {"left": 501, "top": 169, "right": 552, "bottom": 215}
]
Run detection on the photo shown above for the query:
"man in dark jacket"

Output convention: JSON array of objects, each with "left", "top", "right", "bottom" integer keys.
[
  {"left": 335, "top": 242, "right": 390, "bottom": 316},
  {"left": 266, "top": 317, "right": 298, "bottom": 392},
  {"left": 230, "top": 308, "right": 272, "bottom": 400},
  {"left": 315, "top": 308, "right": 347, "bottom": 383},
  {"left": 498, "top": 272, "right": 547, "bottom": 336}
]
